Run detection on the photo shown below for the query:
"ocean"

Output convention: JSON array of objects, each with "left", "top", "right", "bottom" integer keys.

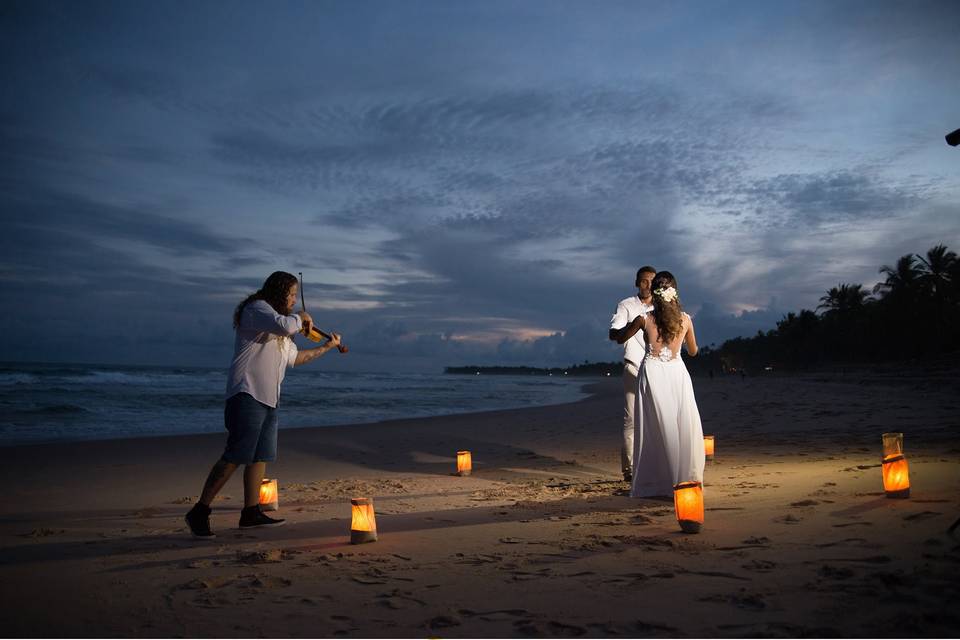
[{"left": 0, "top": 362, "right": 588, "bottom": 446}]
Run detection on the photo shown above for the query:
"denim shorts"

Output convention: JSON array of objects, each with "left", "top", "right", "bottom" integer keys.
[{"left": 222, "top": 393, "right": 278, "bottom": 464}]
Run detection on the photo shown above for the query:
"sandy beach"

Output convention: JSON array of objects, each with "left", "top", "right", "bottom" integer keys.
[{"left": 2, "top": 370, "right": 959, "bottom": 638}]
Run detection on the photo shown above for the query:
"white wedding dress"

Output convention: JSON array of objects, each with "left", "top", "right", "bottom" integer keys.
[{"left": 631, "top": 312, "right": 705, "bottom": 498}]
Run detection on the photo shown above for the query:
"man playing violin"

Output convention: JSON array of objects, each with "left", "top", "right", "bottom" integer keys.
[{"left": 185, "top": 271, "right": 342, "bottom": 538}]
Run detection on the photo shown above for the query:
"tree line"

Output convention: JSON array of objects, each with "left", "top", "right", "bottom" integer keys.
[{"left": 694, "top": 244, "right": 959, "bottom": 373}]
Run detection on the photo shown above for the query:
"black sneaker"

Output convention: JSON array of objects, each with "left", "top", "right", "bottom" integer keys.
[
  {"left": 185, "top": 503, "right": 216, "bottom": 538},
  {"left": 623, "top": 471, "right": 633, "bottom": 483},
  {"left": 239, "top": 505, "right": 286, "bottom": 529}
]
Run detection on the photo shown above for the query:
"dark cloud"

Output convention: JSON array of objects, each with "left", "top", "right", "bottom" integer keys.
[
  {"left": 744, "top": 171, "right": 921, "bottom": 227},
  {"left": 6, "top": 192, "right": 235, "bottom": 257}
]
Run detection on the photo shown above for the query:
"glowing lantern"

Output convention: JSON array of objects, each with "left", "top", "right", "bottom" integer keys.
[
  {"left": 350, "top": 497, "right": 378, "bottom": 544},
  {"left": 703, "top": 435, "right": 715, "bottom": 461},
  {"left": 259, "top": 478, "right": 279, "bottom": 512},
  {"left": 674, "top": 481, "right": 704, "bottom": 533},
  {"left": 457, "top": 450, "right": 472, "bottom": 476},
  {"left": 882, "top": 432, "right": 904, "bottom": 458},
  {"left": 882, "top": 454, "right": 910, "bottom": 499}
]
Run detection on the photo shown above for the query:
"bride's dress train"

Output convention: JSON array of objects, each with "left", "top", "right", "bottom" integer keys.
[{"left": 630, "top": 342, "right": 705, "bottom": 498}]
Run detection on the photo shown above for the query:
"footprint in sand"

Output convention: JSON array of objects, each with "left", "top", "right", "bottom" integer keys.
[
  {"left": 814, "top": 538, "right": 871, "bottom": 548},
  {"left": 817, "top": 555, "right": 891, "bottom": 564},
  {"left": 773, "top": 514, "right": 803, "bottom": 524},
  {"left": 680, "top": 569, "right": 750, "bottom": 582},
  {"left": 189, "top": 595, "right": 233, "bottom": 609},
  {"left": 235, "top": 549, "right": 288, "bottom": 564},
  {"left": 247, "top": 575, "right": 292, "bottom": 589},
  {"left": 19, "top": 528, "right": 66, "bottom": 538},
  {"left": 634, "top": 620, "right": 679, "bottom": 634},
  {"left": 378, "top": 597, "right": 407, "bottom": 610},
  {"left": 903, "top": 511, "right": 942, "bottom": 521},
  {"left": 818, "top": 564, "right": 855, "bottom": 580},
  {"left": 742, "top": 559, "right": 777, "bottom": 572},
  {"left": 790, "top": 499, "right": 819, "bottom": 508},
  {"left": 586, "top": 622, "right": 621, "bottom": 635},
  {"left": 546, "top": 621, "right": 588, "bottom": 637},
  {"left": 454, "top": 553, "right": 503, "bottom": 565},
  {"left": 699, "top": 590, "right": 766, "bottom": 611},
  {"left": 513, "top": 619, "right": 587, "bottom": 638},
  {"left": 427, "top": 615, "right": 462, "bottom": 630},
  {"left": 514, "top": 620, "right": 541, "bottom": 636},
  {"left": 178, "top": 576, "right": 235, "bottom": 590},
  {"left": 459, "top": 608, "right": 531, "bottom": 622},
  {"left": 377, "top": 589, "right": 426, "bottom": 608}
]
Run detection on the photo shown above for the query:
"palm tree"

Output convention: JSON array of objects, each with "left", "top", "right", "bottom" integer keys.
[
  {"left": 817, "top": 283, "right": 871, "bottom": 315},
  {"left": 874, "top": 254, "right": 921, "bottom": 299},
  {"left": 917, "top": 244, "right": 957, "bottom": 297}
]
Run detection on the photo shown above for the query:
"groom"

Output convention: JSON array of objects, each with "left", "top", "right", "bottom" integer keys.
[{"left": 608, "top": 266, "right": 656, "bottom": 482}]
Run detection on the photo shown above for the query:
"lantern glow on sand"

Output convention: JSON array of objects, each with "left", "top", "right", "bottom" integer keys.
[
  {"left": 673, "top": 481, "right": 704, "bottom": 533},
  {"left": 882, "top": 454, "right": 910, "bottom": 499},
  {"left": 703, "top": 435, "right": 715, "bottom": 461},
  {"left": 350, "top": 497, "right": 378, "bottom": 544},
  {"left": 259, "top": 478, "right": 279, "bottom": 511},
  {"left": 457, "top": 450, "right": 472, "bottom": 476}
]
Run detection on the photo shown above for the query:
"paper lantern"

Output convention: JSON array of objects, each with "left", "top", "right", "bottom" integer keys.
[
  {"left": 457, "top": 450, "right": 472, "bottom": 476},
  {"left": 673, "top": 481, "right": 704, "bottom": 533},
  {"left": 882, "top": 454, "right": 910, "bottom": 499},
  {"left": 703, "top": 435, "right": 715, "bottom": 461},
  {"left": 350, "top": 497, "right": 378, "bottom": 544},
  {"left": 882, "top": 432, "right": 903, "bottom": 458},
  {"left": 259, "top": 478, "right": 279, "bottom": 511}
]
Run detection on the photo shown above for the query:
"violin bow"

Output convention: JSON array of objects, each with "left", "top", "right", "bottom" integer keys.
[{"left": 298, "top": 272, "right": 348, "bottom": 353}]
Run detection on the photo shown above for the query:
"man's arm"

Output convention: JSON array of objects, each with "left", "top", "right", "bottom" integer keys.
[
  {"left": 609, "top": 302, "right": 629, "bottom": 343},
  {"left": 294, "top": 333, "right": 341, "bottom": 366},
  {"left": 611, "top": 314, "right": 645, "bottom": 345}
]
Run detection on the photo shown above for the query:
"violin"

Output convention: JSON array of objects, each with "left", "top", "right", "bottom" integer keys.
[
  {"left": 303, "top": 325, "right": 349, "bottom": 353},
  {"left": 299, "top": 272, "right": 349, "bottom": 354}
]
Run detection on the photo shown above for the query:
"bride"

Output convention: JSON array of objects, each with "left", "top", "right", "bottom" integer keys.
[{"left": 629, "top": 271, "right": 705, "bottom": 498}]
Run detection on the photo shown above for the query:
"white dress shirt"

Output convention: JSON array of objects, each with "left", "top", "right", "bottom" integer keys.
[
  {"left": 225, "top": 300, "right": 301, "bottom": 408},
  {"left": 610, "top": 295, "right": 653, "bottom": 365}
]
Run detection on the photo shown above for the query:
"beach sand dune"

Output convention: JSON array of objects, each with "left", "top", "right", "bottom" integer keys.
[{"left": 2, "top": 372, "right": 958, "bottom": 637}]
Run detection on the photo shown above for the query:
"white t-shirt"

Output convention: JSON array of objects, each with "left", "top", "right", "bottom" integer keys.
[
  {"left": 225, "top": 300, "right": 301, "bottom": 408},
  {"left": 610, "top": 295, "right": 653, "bottom": 364}
]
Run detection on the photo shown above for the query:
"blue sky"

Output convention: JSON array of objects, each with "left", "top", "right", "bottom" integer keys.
[{"left": 2, "top": 0, "right": 958, "bottom": 372}]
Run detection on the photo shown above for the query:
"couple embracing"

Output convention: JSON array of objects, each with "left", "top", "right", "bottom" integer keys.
[{"left": 609, "top": 267, "right": 705, "bottom": 498}]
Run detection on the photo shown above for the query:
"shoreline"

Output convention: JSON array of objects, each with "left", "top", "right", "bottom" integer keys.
[{"left": 0, "top": 372, "right": 592, "bottom": 450}]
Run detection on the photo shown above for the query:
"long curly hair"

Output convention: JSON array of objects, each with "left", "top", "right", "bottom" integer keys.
[
  {"left": 233, "top": 271, "right": 299, "bottom": 329},
  {"left": 649, "top": 271, "right": 684, "bottom": 344}
]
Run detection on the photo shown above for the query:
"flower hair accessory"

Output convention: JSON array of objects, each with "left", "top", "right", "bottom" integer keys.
[{"left": 654, "top": 286, "right": 677, "bottom": 303}]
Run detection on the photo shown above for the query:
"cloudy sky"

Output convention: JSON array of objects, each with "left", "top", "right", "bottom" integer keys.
[{"left": 2, "top": 0, "right": 958, "bottom": 372}]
